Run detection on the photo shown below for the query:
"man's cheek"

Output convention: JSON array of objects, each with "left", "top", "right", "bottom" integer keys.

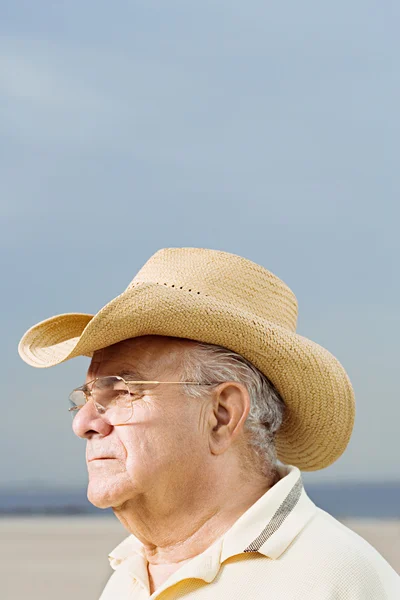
[{"left": 125, "top": 439, "right": 163, "bottom": 476}]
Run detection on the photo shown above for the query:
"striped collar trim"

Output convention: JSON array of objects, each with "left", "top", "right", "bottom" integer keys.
[{"left": 220, "top": 465, "right": 316, "bottom": 562}]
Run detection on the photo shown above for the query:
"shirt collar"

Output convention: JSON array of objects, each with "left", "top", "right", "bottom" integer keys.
[
  {"left": 108, "top": 465, "right": 316, "bottom": 585},
  {"left": 220, "top": 464, "right": 316, "bottom": 561}
]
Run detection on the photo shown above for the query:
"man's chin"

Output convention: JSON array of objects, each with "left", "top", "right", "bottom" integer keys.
[
  {"left": 87, "top": 489, "right": 114, "bottom": 509},
  {"left": 87, "top": 480, "right": 135, "bottom": 510}
]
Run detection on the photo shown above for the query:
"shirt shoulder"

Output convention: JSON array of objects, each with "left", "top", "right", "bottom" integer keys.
[{"left": 284, "top": 507, "right": 400, "bottom": 599}]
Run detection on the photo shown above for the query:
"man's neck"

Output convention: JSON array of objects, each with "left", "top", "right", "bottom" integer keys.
[{"left": 113, "top": 471, "right": 275, "bottom": 593}]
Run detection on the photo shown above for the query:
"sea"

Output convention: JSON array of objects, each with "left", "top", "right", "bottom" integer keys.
[{"left": 1, "top": 483, "right": 399, "bottom": 518}]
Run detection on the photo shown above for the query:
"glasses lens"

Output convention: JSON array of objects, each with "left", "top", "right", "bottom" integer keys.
[
  {"left": 68, "top": 390, "right": 86, "bottom": 417},
  {"left": 92, "top": 376, "right": 134, "bottom": 424}
]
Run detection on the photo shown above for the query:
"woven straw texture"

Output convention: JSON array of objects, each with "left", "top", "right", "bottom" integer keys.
[{"left": 18, "top": 248, "right": 355, "bottom": 471}]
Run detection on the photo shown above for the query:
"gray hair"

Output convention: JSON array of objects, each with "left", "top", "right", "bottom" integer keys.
[{"left": 180, "top": 342, "right": 286, "bottom": 478}]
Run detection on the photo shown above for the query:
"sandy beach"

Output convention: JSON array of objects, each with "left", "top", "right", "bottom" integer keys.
[{"left": 1, "top": 516, "right": 399, "bottom": 600}]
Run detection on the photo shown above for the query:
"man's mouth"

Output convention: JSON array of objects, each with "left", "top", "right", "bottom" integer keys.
[{"left": 88, "top": 457, "right": 116, "bottom": 462}]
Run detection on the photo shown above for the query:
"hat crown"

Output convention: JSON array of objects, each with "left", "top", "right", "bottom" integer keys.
[{"left": 128, "top": 248, "right": 298, "bottom": 332}]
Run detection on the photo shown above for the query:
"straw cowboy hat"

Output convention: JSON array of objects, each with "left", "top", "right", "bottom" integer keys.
[{"left": 18, "top": 247, "right": 355, "bottom": 471}]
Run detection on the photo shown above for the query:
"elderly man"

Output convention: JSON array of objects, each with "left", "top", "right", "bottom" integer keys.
[{"left": 19, "top": 248, "right": 399, "bottom": 599}]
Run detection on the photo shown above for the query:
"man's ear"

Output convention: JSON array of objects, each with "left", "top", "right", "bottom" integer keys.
[{"left": 208, "top": 382, "right": 251, "bottom": 455}]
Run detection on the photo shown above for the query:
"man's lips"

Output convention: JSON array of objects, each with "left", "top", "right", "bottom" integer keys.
[{"left": 87, "top": 457, "right": 116, "bottom": 462}]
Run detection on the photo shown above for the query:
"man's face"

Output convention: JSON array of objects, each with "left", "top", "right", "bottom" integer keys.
[{"left": 72, "top": 336, "right": 211, "bottom": 509}]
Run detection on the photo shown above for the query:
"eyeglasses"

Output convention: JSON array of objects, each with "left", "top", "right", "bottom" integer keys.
[{"left": 68, "top": 375, "right": 214, "bottom": 426}]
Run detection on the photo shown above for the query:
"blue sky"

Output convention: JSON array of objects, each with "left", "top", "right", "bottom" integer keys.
[{"left": 1, "top": 1, "right": 399, "bottom": 487}]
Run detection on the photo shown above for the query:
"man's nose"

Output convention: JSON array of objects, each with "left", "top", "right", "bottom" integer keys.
[{"left": 72, "top": 399, "right": 113, "bottom": 439}]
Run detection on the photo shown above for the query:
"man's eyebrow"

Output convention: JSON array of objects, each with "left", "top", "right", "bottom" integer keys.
[{"left": 118, "top": 368, "right": 147, "bottom": 381}]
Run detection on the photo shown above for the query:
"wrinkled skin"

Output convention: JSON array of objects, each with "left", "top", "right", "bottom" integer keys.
[{"left": 73, "top": 335, "right": 273, "bottom": 593}]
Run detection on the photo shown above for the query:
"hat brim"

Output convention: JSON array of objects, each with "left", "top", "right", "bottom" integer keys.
[{"left": 18, "top": 282, "right": 354, "bottom": 471}]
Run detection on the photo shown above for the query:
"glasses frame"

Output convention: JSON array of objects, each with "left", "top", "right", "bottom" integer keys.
[{"left": 68, "top": 375, "right": 216, "bottom": 424}]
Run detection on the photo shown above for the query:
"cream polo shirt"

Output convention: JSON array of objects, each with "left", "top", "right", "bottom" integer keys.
[{"left": 100, "top": 466, "right": 400, "bottom": 599}]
